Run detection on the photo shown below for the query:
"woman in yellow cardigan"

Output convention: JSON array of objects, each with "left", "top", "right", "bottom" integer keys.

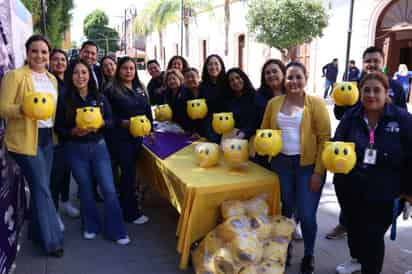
[
  {"left": 261, "top": 62, "right": 331, "bottom": 274},
  {"left": 0, "top": 35, "right": 64, "bottom": 257}
]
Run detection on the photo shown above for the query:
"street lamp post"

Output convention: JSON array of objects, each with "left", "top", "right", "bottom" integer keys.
[
  {"left": 344, "top": 0, "right": 355, "bottom": 81},
  {"left": 40, "top": 0, "right": 47, "bottom": 35},
  {"left": 180, "top": 0, "right": 184, "bottom": 56}
]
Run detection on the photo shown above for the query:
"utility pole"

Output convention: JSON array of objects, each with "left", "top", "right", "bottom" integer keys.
[
  {"left": 40, "top": 0, "right": 47, "bottom": 35},
  {"left": 180, "top": 0, "right": 184, "bottom": 56},
  {"left": 344, "top": 0, "right": 355, "bottom": 81}
]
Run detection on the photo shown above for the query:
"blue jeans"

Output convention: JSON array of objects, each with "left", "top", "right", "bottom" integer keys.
[
  {"left": 10, "top": 128, "right": 64, "bottom": 253},
  {"left": 65, "top": 139, "right": 127, "bottom": 240},
  {"left": 271, "top": 154, "right": 322, "bottom": 256},
  {"left": 324, "top": 79, "right": 335, "bottom": 98},
  {"left": 50, "top": 144, "right": 72, "bottom": 209}
]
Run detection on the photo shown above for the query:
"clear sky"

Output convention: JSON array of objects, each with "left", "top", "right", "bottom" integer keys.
[{"left": 71, "top": 0, "right": 149, "bottom": 44}]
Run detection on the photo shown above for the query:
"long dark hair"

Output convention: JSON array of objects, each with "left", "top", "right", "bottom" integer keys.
[
  {"left": 167, "top": 55, "right": 189, "bottom": 72},
  {"left": 64, "top": 59, "right": 99, "bottom": 121},
  {"left": 100, "top": 55, "right": 117, "bottom": 88},
  {"left": 225, "top": 67, "right": 256, "bottom": 97},
  {"left": 259, "top": 59, "right": 286, "bottom": 92},
  {"left": 113, "top": 56, "right": 144, "bottom": 96},
  {"left": 25, "top": 34, "right": 51, "bottom": 53},
  {"left": 201, "top": 54, "right": 226, "bottom": 86}
]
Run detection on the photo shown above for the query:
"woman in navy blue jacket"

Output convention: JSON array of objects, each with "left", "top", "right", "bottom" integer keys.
[
  {"left": 254, "top": 59, "right": 286, "bottom": 168},
  {"left": 177, "top": 67, "right": 207, "bottom": 136},
  {"left": 55, "top": 59, "right": 129, "bottom": 245},
  {"left": 162, "top": 68, "right": 186, "bottom": 124},
  {"left": 105, "top": 57, "right": 152, "bottom": 225},
  {"left": 222, "top": 68, "right": 258, "bottom": 140},
  {"left": 333, "top": 71, "right": 412, "bottom": 274}
]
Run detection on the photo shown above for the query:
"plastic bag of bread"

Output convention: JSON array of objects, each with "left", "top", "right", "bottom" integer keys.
[
  {"left": 216, "top": 215, "right": 251, "bottom": 242},
  {"left": 221, "top": 194, "right": 269, "bottom": 220},
  {"left": 213, "top": 248, "right": 240, "bottom": 274},
  {"left": 262, "top": 237, "right": 289, "bottom": 264},
  {"left": 255, "top": 259, "right": 285, "bottom": 274},
  {"left": 270, "top": 215, "right": 295, "bottom": 240},
  {"left": 227, "top": 233, "right": 263, "bottom": 264},
  {"left": 249, "top": 214, "right": 272, "bottom": 240}
]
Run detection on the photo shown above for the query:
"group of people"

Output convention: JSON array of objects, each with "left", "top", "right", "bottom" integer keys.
[{"left": 0, "top": 33, "right": 411, "bottom": 274}]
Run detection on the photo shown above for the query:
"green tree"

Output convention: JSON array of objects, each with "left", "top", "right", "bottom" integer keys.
[
  {"left": 247, "top": 0, "right": 328, "bottom": 61},
  {"left": 21, "top": 0, "right": 74, "bottom": 47},
  {"left": 83, "top": 10, "right": 120, "bottom": 53}
]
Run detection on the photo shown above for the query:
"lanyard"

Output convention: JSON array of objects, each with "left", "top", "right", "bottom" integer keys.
[{"left": 369, "top": 127, "right": 375, "bottom": 147}]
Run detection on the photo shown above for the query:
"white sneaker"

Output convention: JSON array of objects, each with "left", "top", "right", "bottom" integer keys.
[
  {"left": 116, "top": 236, "right": 131, "bottom": 245},
  {"left": 132, "top": 215, "right": 149, "bottom": 225},
  {"left": 56, "top": 214, "right": 65, "bottom": 232},
  {"left": 293, "top": 223, "right": 303, "bottom": 240},
  {"left": 336, "top": 259, "right": 361, "bottom": 274},
  {"left": 62, "top": 201, "right": 80, "bottom": 218},
  {"left": 83, "top": 231, "right": 96, "bottom": 240}
]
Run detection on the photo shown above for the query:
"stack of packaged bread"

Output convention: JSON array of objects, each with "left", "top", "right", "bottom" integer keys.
[{"left": 192, "top": 195, "right": 295, "bottom": 274}]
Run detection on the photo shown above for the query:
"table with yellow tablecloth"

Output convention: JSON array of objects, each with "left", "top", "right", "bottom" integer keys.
[{"left": 136, "top": 141, "right": 280, "bottom": 269}]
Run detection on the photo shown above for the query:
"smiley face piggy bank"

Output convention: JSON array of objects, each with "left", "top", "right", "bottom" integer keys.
[
  {"left": 195, "top": 142, "right": 220, "bottom": 168},
  {"left": 212, "top": 112, "right": 235, "bottom": 135},
  {"left": 322, "top": 141, "right": 356, "bottom": 174},
  {"left": 154, "top": 104, "right": 173, "bottom": 121},
  {"left": 187, "top": 99, "right": 208, "bottom": 120},
  {"left": 222, "top": 139, "right": 249, "bottom": 166},
  {"left": 22, "top": 92, "right": 55, "bottom": 120},
  {"left": 332, "top": 82, "right": 359, "bottom": 106},
  {"left": 130, "top": 115, "right": 151, "bottom": 137},
  {"left": 254, "top": 129, "right": 283, "bottom": 161},
  {"left": 75, "top": 107, "right": 104, "bottom": 130}
]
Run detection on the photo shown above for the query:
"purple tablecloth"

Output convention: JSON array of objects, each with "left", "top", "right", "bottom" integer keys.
[
  {"left": 143, "top": 132, "right": 197, "bottom": 160},
  {"left": 0, "top": 120, "right": 26, "bottom": 273}
]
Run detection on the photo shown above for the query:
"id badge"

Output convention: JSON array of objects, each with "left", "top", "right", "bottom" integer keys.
[{"left": 363, "top": 148, "right": 377, "bottom": 165}]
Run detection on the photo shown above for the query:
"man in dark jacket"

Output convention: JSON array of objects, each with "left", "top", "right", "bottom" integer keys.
[
  {"left": 79, "top": 41, "right": 102, "bottom": 89},
  {"left": 343, "top": 60, "right": 360, "bottom": 81},
  {"left": 146, "top": 60, "right": 165, "bottom": 105},
  {"left": 322, "top": 58, "right": 339, "bottom": 98},
  {"left": 327, "top": 46, "right": 408, "bottom": 240}
]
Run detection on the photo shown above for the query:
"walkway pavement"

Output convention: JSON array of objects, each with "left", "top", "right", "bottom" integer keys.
[{"left": 13, "top": 105, "right": 412, "bottom": 274}]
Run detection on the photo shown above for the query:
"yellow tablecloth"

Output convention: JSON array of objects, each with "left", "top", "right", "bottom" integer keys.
[{"left": 136, "top": 142, "right": 280, "bottom": 269}]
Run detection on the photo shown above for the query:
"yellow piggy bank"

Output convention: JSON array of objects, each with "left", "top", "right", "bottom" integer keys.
[
  {"left": 187, "top": 99, "right": 208, "bottom": 120},
  {"left": 332, "top": 82, "right": 359, "bottom": 106},
  {"left": 130, "top": 115, "right": 151, "bottom": 137},
  {"left": 322, "top": 141, "right": 356, "bottom": 174},
  {"left": 22, "top": 92, "right": 55, "bottom": 120},
  {"left": 222, "top": 139, "right": 249, "bottom": 166},
  {"left": 75, "top": 107, "right": 104, "bottom": 130},
  {"left": 212, "top": 112, "right": 235, "bottom": 135},
  {"left": 254, "top": 129, "right": 283, "bottom": 161},
  {"left": 195, "top": 142, "right": 220, "bottom": 168},
  {"left": 154, "top": 104, "right": 173, "bottom": 121}
]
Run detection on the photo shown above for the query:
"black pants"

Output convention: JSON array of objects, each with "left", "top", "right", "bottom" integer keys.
[
  {"left": 50, "top": 144, "right": 71, "bottom": 209},
  {"left": 113, "top": 140, "right": 143, "bottom": 222},
  {"left": 335, "top": 185, "right": 395, "bottom": 274}
]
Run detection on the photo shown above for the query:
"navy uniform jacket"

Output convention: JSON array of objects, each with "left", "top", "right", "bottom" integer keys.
[
  {"left": 105, "top": 84, "right": 153, "bottom": 143},
  {"left": 174, "top": 87, "right": 207, "bottom": 136},
  {"left": 162, "top": 87, "right": 185, "bottom": 124},
  {"left": 334, "top": 75, "right": 407, "bottom": 120},
  {"left": 55, "top": 92, "right": 113, "bottom": 143},
  {"left": 199, "top": 81, "right": 226, "bottom": 114},
  {"left": 343, "top": 66, "right": 360, "bottom": 81},
  {"left": 255, "top": 87, "right": 284, "bottom": 129},
  {"left": 147, "top": 73, "right": 165, "bottom": 106},
  {"left": 333, "top": 104, "right": 412, "bottom": 201},
  {"left": 222, "top": 91, "right": 258, "bottom": 139}
]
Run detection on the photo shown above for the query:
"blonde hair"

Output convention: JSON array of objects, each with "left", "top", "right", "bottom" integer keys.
[{"left": 165, "top": 69, "right": 184, "bottom": 88}]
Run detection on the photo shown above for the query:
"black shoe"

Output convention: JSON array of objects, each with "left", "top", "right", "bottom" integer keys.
[
  {"left": 300, "top": 255, "right": 314, "bottom": 274},
  {"left": 48, "top": 249, "right": 64, "bottom": 258},
  {"left": 286, "top": 242, "right": 293, "bottom": 267}
]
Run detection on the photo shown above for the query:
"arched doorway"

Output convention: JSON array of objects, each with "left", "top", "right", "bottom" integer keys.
[{"left": 374, "top": 0, "right": 412, "bottom": 76}]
